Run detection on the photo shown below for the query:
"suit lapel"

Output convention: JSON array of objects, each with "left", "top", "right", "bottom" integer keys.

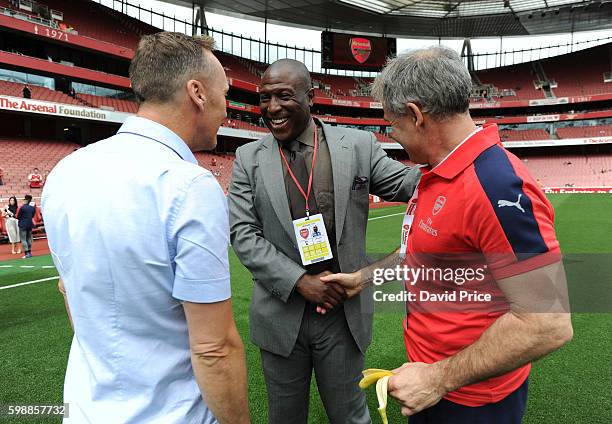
[
  {"left": 323, "top": 123, "right": 352, "bottom": 244},
  {"left": 259, "top": 135, "right": 296, "bottom": 243}
]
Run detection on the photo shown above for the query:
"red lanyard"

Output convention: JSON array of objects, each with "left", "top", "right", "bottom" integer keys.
[{"left": 278, "top": 125, "right": 318, "bottom": 218}]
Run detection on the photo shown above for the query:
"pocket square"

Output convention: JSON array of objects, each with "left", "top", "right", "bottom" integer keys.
[{"left": 352, "top": 176, "right": 369, "bottom": 190}]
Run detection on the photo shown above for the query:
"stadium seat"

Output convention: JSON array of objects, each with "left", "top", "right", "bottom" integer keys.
[
  {"left": 556, "top": 125, "right": 612, "bottom": 139},
  {"left": 0, "top": 139, "right": 79, "bottom": 200}
]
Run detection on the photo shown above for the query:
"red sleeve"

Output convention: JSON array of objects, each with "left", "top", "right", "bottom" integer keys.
[{"left": 466, "top": 150, "right": 561, "bottom": 281}]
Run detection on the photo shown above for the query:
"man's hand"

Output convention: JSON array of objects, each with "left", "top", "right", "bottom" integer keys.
[
  {"left": 320, "top": 271, "right": 363, "bottom": 298},
  {"left": 296, "top": 271, "right": 346, "bottom": 310},
  {"left": 316, "top": 271, "right": 363, "bottom": 314},
  {"left": 387, "top": 362, "right": 447, "bottom": 417}
]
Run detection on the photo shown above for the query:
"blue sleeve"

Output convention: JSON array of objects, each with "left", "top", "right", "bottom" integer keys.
[{"left": 170, "top": 173, "right": 231, "bottom": 303}]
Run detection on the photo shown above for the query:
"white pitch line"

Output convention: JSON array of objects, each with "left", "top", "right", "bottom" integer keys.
[
  {"left": 19, "top": 265, "right": 35, "bottom": 268},
  {"left": 0, "top": 275, "right": 59, "bottom": 290},
  {"left": 368, "top": 212, "right": 405, "bottom": 221},
  {"left": 0, "top": 212, "right": 400, "bottom": 289},
  {"left": 41, "top": 265, "right": 56, "bottom": 269}
]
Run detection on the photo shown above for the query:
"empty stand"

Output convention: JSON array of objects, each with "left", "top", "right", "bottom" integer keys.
[
  {"left": 219, "top": 52, "right": 261, "bottom": 85},
  {"left": 499, "top": 128, "right": 550, "bottom": 141},
  {"left": 0, "top": 79, "right": 87, "bottom": 106},
  {"left": 312, "top": 73, "right": 365, "bottom": 100},
  {"left": 545, "top": 46, "right": 612, "bottom": 97},
  {"left": 194, "top": 152, "right": 235, "bottom": 193},
  {"left": 475, "top": 63, "right": 544, "bottom": 100},
  {"left": 556, "top": 125, "right": 612, "bottom": 139},
  {"left": 76, "top": 93, "right": 138, "bottom": 113},
  {"left": 222, "top": 118, "right": 267, "bottom": 133},
  {"left": 0, "top": 0, "right": 156, "bottom": 49},
  {"left": 522, "top": 154, "right": 612, "bottom": 187},
  {"left": 0, "top": 138, "right": 79, "bottom": 199}
]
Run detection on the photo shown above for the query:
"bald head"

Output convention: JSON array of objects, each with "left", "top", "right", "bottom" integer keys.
[
  {"left": 259, "top": 59, "right": 314, "bottom": 142},
  {"left": 263, "top": 59, "right": 312, "bottom": 92}
]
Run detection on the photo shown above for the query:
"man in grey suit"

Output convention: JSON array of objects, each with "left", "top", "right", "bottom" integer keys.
[{"left": 228, "top": 59, "right": 420, "bottom": 423}]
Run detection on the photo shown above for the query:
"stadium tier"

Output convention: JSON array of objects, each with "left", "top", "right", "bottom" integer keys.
[
  {"left": 499, "top": 129, "right": 551, "bottom": 141},
  {"left": 522, "top": 154, "right": 612, "bottom": 187},
  {"left": 0, "top": 0, "right": 611, "bottom": 196},
  {"left": 0, "top": 79, "right": 84, "bottom": 106},
  {"left": 193, "top": 152, "right": 235, "bottom": 192},
  {"left": 75, "top": 93, "right": 138, "bottom": 113},
  {"left": 475, "top": 63, "right": 545, "bottom": 100},
  {"left": 0, "top": 139, "right": 235, "bottom": 197},
  {"left": 0, "top": 0, "right": 155, "bottom": 49},
  {"left": 222, "top": 118, "right": 267, "bottom": 133},
  {"left": 219, "top": 52, "right": 262, "bottom": 85},
  {"left": 2, "top": 138, "right": 609, "bottom": 200},
  {"left": 545, "top": 45, "right": 611, "bottom": 97},
  {"left": 0, "top": 79, "right": 138, "bottom": 112},
  {"left": 0, "top": 138, "right": 78, "bottom": 199},
  {"left": 556, "top": 125, "right": 612, "bottom": 139}
]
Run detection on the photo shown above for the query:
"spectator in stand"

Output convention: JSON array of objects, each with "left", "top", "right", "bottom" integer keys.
[
  {"left": 17, "top": 194, "right": 35, "bottom": 258},
  {"left": 2, "top": 196, "right": 21, "bottom": 255},
  {"left": 211, "top": 157, "right": 217, "bottom": 166},
  {"left": 69, "top": 87, "right": 76, "bottom": 98},
  {"left": 0, "top": 167, "right": 3, "bottom": 186},
  {"left": 28, "top": 168, "right": 43, "bottom": 188},
  {"left": 22, "top": 84, "right": 31, "bottom": 99}
]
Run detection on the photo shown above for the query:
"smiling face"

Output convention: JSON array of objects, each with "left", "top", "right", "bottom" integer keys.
[{"left": 259, "top": 62, "right": 313, "bottom": 142}]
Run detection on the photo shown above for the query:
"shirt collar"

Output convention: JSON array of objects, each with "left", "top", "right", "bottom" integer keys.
[
  {"left": 117, "top": 116, "right": 198, "bottom": 165},
  {"left": 425, "top": 124, "right": 501, "bottom": 180},
  {"left": 296, "top": 118, "right": 316, "bottom": 147}
]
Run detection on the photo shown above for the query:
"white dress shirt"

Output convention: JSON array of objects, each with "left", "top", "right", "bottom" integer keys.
[{"left": 42, "top": 116, "right": 230, "bottom": 423}]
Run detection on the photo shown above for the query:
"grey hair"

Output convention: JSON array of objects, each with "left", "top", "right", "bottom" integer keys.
[
  {"left": 129, "top": 32, "right": 216, "bottom": 104},
  {"left": 371, "top": 46, "right": 472, "bottom": 120}
]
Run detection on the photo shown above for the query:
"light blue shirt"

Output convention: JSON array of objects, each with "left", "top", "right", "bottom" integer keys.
[{"left": 42, "top": 116, "right": 230, "bottom": 424}]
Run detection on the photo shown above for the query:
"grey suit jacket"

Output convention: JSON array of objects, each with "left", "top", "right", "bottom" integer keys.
[{"left": 229, "top": 122, "right": 420, "bottom": 357}]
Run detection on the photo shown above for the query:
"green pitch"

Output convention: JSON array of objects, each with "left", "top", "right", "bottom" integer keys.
[{"left": 0, "top": 194, "right": 610, "bottom": 423}]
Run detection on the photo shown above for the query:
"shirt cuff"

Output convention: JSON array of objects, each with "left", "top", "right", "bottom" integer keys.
[
  {"left": 491, "top": 248, "right": 562, "bottom": 281},
  {"left": 172, "top": 275, "right": 231, "bottom": 303}
]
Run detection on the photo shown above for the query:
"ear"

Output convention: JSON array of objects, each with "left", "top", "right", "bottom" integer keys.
[
  {"left": 406, "top": 102, "right": 424, "bottom": 128},
  {"left": 187, "top": 79, "right": 206, "bottom": 112},
  {"left": 307, "top": 88, "right": 314, "bottom": 107}
]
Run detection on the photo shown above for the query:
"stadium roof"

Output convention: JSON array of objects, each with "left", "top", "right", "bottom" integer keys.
[{"left": 163, "top": 0, "right": 612, "bottom": 38}]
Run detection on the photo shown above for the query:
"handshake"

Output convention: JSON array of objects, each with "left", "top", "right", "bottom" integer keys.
[{"left": 295, "top": 270, "right": 365, "bottom": 314}]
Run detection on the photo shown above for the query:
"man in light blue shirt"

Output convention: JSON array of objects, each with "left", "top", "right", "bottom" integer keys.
[{"left": 42, "top": 32, "right": 249, "bottom": 424}]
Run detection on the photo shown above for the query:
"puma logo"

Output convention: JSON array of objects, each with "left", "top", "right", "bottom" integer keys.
[{"left": 497, "top": 194, "right": 525, "bottom": 213}]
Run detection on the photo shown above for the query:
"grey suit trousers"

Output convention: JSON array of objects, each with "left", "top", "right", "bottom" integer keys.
[{"left": 260, "top": 303, "right": 372, "bottom": 424}]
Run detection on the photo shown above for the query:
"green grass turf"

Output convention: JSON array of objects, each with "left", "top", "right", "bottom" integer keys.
[{"left": 0, "top": 194, "right": 610, "bottom": 423}]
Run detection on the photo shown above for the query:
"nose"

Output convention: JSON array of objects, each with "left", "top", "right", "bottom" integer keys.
[{"left": 267, "top": 96, "right": 282, "bottom": 115}]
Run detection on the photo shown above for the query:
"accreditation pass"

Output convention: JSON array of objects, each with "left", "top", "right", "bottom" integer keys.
[{"left": 293, "top": 213, "right": 333, "bottom": 266}]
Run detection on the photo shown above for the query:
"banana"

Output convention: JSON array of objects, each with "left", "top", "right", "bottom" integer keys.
[
  {"left": 376, "top": 375, "right": 391, "bottom": 424},
  {"left": 358, "top": 369, "right": 393, "bottom": 389},
  {"left": 359, "top": 369, "right": 394, "bottom": 424}
]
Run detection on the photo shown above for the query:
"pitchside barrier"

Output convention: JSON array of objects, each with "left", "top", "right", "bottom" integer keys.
[
  {"left": 367, "top": 188, "right": 612, "bottom": 209},
  {"left": 542, "top": 187, "right": 612, "bottom": 193}
]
